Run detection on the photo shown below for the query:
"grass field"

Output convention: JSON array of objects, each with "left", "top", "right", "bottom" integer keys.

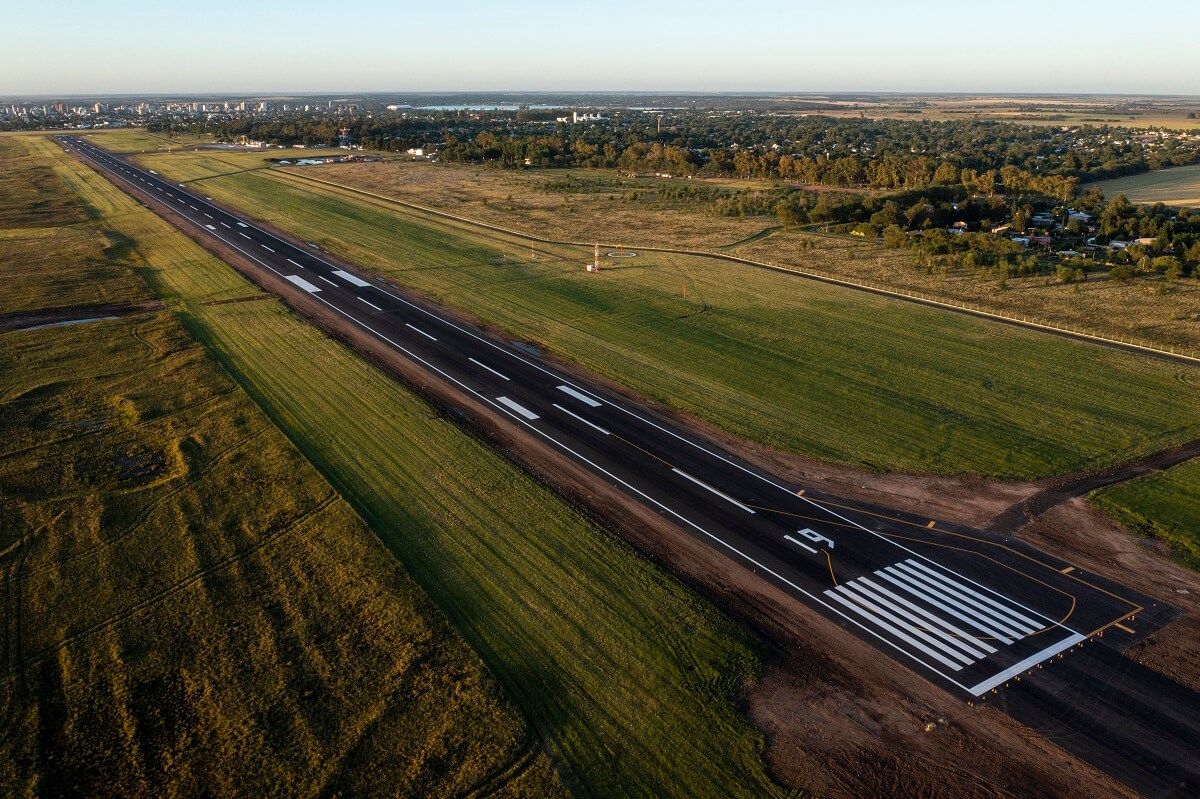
[
  {"left": 0, "top": 137, "right": 150, "bottom": 315},
  {"left": 1091, "top": 163, "right": 1200, "bottom": 207},
  {"left": 1091, "top": 461, "right": 1200, "bottom": 570},
  {"left": 1, "top": 136, "right": 561, "bottom": 797},
  {"left": 290, "top": 157, "right": 1200, "bottom": 354},
  {"left": 41, "top": 136, "right": 790, "bottom": 797},
  {"left": 130, "top": 144, "right": 1200, "bottom": 480}
]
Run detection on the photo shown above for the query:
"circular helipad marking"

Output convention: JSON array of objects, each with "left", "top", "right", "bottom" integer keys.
[{"left": 606, "top": 251, "right": 638, "bottom": 258}]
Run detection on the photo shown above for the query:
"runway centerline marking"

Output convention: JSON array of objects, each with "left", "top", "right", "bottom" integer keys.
[
  {"left": 672, "top": 469, "right": 755, "bottom": 514},
  {"left": 356, "top": 296, "right": 382, "bottom": 311},
  {"left": 405, "top": 323, "right": 437, "bottom": 341},
  {"left": 261, "top": 244, "right": 275, "bottom": 252},
  {"left": 286, "top": 258, "right": 305, "bottom": 269},
  {"left": 553, "top": 403, "right": 609, "bottom": 434},
  {"left": 317, "top": 275, "right": 338, "bottom": 286},
  {"left": 469, "top": 358, "right": 510, "bottom": 381}
]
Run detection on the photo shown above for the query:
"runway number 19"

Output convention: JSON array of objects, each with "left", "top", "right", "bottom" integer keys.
[{"left": 797, "top": 527, "right": 835, "bottom": 550}]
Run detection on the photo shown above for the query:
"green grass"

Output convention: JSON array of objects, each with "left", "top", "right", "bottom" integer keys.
[
  {"left": 52, "top": 138, "right": 791, "bottom": 797},
  {"left": 1091, "top": 461, "right": 1200, "bottom": 570},
  {"left": 0, "top": 137, "right": 150, "bottom": 315},
  {"left": 1091, "top": 163, "right": 1200, "bottom": 207},
  {"left": 133, "top": 145, "right": 1200, "bottom": 480},
  {"left": 1, "top": 137, "right": 559, "bottom": 797}
]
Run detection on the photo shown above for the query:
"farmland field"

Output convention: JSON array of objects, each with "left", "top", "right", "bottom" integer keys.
[
  {"left": 1091, "top": 461, "right": 1200, "bottom": 570},
  {"left": 38, "top": 134, "right": 788, "bottom": 797},
  {"left": 0, "top": 135, "right": 560, "bottom": 797},
  {"left": 132, "top": 144, "right": 1200, "bottom": 480},
  {"left": 1091, "top": 163, "right": 1200, "bottom": 207}
]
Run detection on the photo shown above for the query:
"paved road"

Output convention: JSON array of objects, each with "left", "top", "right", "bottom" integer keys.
[{"left": 63, "top": 136, "right": 1200, "bottom": 797}]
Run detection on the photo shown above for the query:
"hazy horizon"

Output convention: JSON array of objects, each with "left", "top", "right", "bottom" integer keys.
[{"left": 5, "top": 0, "right": 1198, "bottom": 96}]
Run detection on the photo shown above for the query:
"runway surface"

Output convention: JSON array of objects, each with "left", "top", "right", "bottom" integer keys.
[{"left": 62, "top": 136, "right": 1200, "bottom": 797}]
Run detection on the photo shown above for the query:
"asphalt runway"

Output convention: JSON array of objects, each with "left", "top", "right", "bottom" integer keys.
[{"left": 62, "top": 136, "right": 1200, "bottom": 797}]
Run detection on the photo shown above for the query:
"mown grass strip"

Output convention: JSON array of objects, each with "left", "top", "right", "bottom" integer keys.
[
  {"left": 1091, "top": 460, "right": 1200, "bottom": 570},
  {"left": 138, "top": 146, "right": 1200, "bottom": 480}
]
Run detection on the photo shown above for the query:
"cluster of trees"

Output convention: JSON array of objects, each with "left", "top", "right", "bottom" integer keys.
[{"left": 171, "top": 109, "right": 1200, "bottom": 192}]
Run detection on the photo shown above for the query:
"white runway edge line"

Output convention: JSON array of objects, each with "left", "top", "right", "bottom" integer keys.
[
  {"left": 557, "top": 385, "right": 601, "bottom": 407},
  {"left": 333, "top": 269, "right": 371, "bottom": 287},
  {"left": 783, "top": 534, "right": 817, "bottom": 554},
  {"left": 496, "top": 396, "right": 539, "bottom": 420},
  {"left": 672, "top": 468, "right": 756, "bottom": 514},
  {"left": 469, "top": 357, "right": 510, "bottom": 381},
  {"left": 285, "top": 275, "right": 322, "bottom": 293},
  {"left": 968, "top": 633, "right": 1088, "bottom": 696},
  {"left": 356, "top": 296, "right": 382, "bottom": 311},
  {"left": 552, "top": 403, "right": 610, "bottom": 435},
  {"left": 71, "top": 142, "right": 1081, "bottom": 696},
  {"left": 405, "top": 323, "right": 437, "bottom": 341}
]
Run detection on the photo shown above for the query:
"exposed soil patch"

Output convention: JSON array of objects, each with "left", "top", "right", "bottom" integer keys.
[
  {"left": 200, "top": 294, "right": 274, "bottom": 307},
  {"left": 985, "top": 438, "right": 1200, "bottom": 536},
  {"left": 0, "top": 300, "right": 163, "bottom": 333}
]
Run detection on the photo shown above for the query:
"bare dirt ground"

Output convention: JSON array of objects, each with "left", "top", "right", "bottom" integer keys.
[{"left": 102, "top": 166, "right": 1196, "bottom": 798}]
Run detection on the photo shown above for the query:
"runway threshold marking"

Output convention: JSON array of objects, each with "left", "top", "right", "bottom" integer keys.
[
  {"left": 967, "top": 632, "right": 1088, "bottom": 695},
  {"left": 672, "top": 469, "right": 755, "bottom": 514},
  {"left": 496, "top": 396, "right": 539, "bottom": 420},
  {"left": 553, "top": 403, "right": 609, "bottom": 434},
  {"left": 469, "top": 357, "right": 510, "bottom": 381}
]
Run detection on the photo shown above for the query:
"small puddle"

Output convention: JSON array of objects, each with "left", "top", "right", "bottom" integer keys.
[{"left": 16, "top": 316, "right": 119, "bottom": 332}]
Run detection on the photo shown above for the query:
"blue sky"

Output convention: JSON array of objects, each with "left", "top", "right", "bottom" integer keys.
[{"left": 4, "top": 0, "right": 1198, "bottom": 95}]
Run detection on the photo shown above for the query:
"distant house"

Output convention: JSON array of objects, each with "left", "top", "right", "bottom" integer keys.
[
  {"left": 1068, "top": 210, "right": 1093, "bottom": 223},
  {"left": 1031, "top": 234, "right": 1053, "bottom": 246},
  {"left": 1109, "top": 240, "right": 1131, "bottom": 251},
  {"left": 991, "top": 224, "right": 1012, "bottom": 235},
  {"left": 1010, "top": 236, "right": 1031, "bottom": 247}
]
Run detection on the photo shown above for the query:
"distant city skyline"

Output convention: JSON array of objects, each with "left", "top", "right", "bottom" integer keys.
[{"left": 4, "top": 0, "right": 1198, "bottom": 95}]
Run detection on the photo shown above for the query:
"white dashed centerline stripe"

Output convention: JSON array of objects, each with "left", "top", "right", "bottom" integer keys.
[
  {"left": 672, "top": 469, "right": 755, "bottom": 514},
  {"left": 219, "top": 222, "right": 231, "bottom": 228},
  {"left": 316, "top": 275, "right": 338, "bottom": 287},
  {"left": 557, "top": 385, "right": 602, "bottom": 407},
  {"left": 496, "top": 396, "right": 539, "bottom": 420},
  {"left": 239, "top": 232, "right": 251, "bottom": 239},
  {"left": 552, "top": 403, "right": 610, "bottom": 435},
  {"left": 357, "top": 296, "right": 382, "bottom": 311},
  {"left": 286, "top": 258, "right": 305, "bottom": 269},
  {"left": 405, "top": 323, "right": 437, "bottom": 341},
  {"left": 468, "top": 358, "right": 510, "bottom": 381},
  {"left": 262, "top": 245, "right": 275, "bottom": 252}
]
